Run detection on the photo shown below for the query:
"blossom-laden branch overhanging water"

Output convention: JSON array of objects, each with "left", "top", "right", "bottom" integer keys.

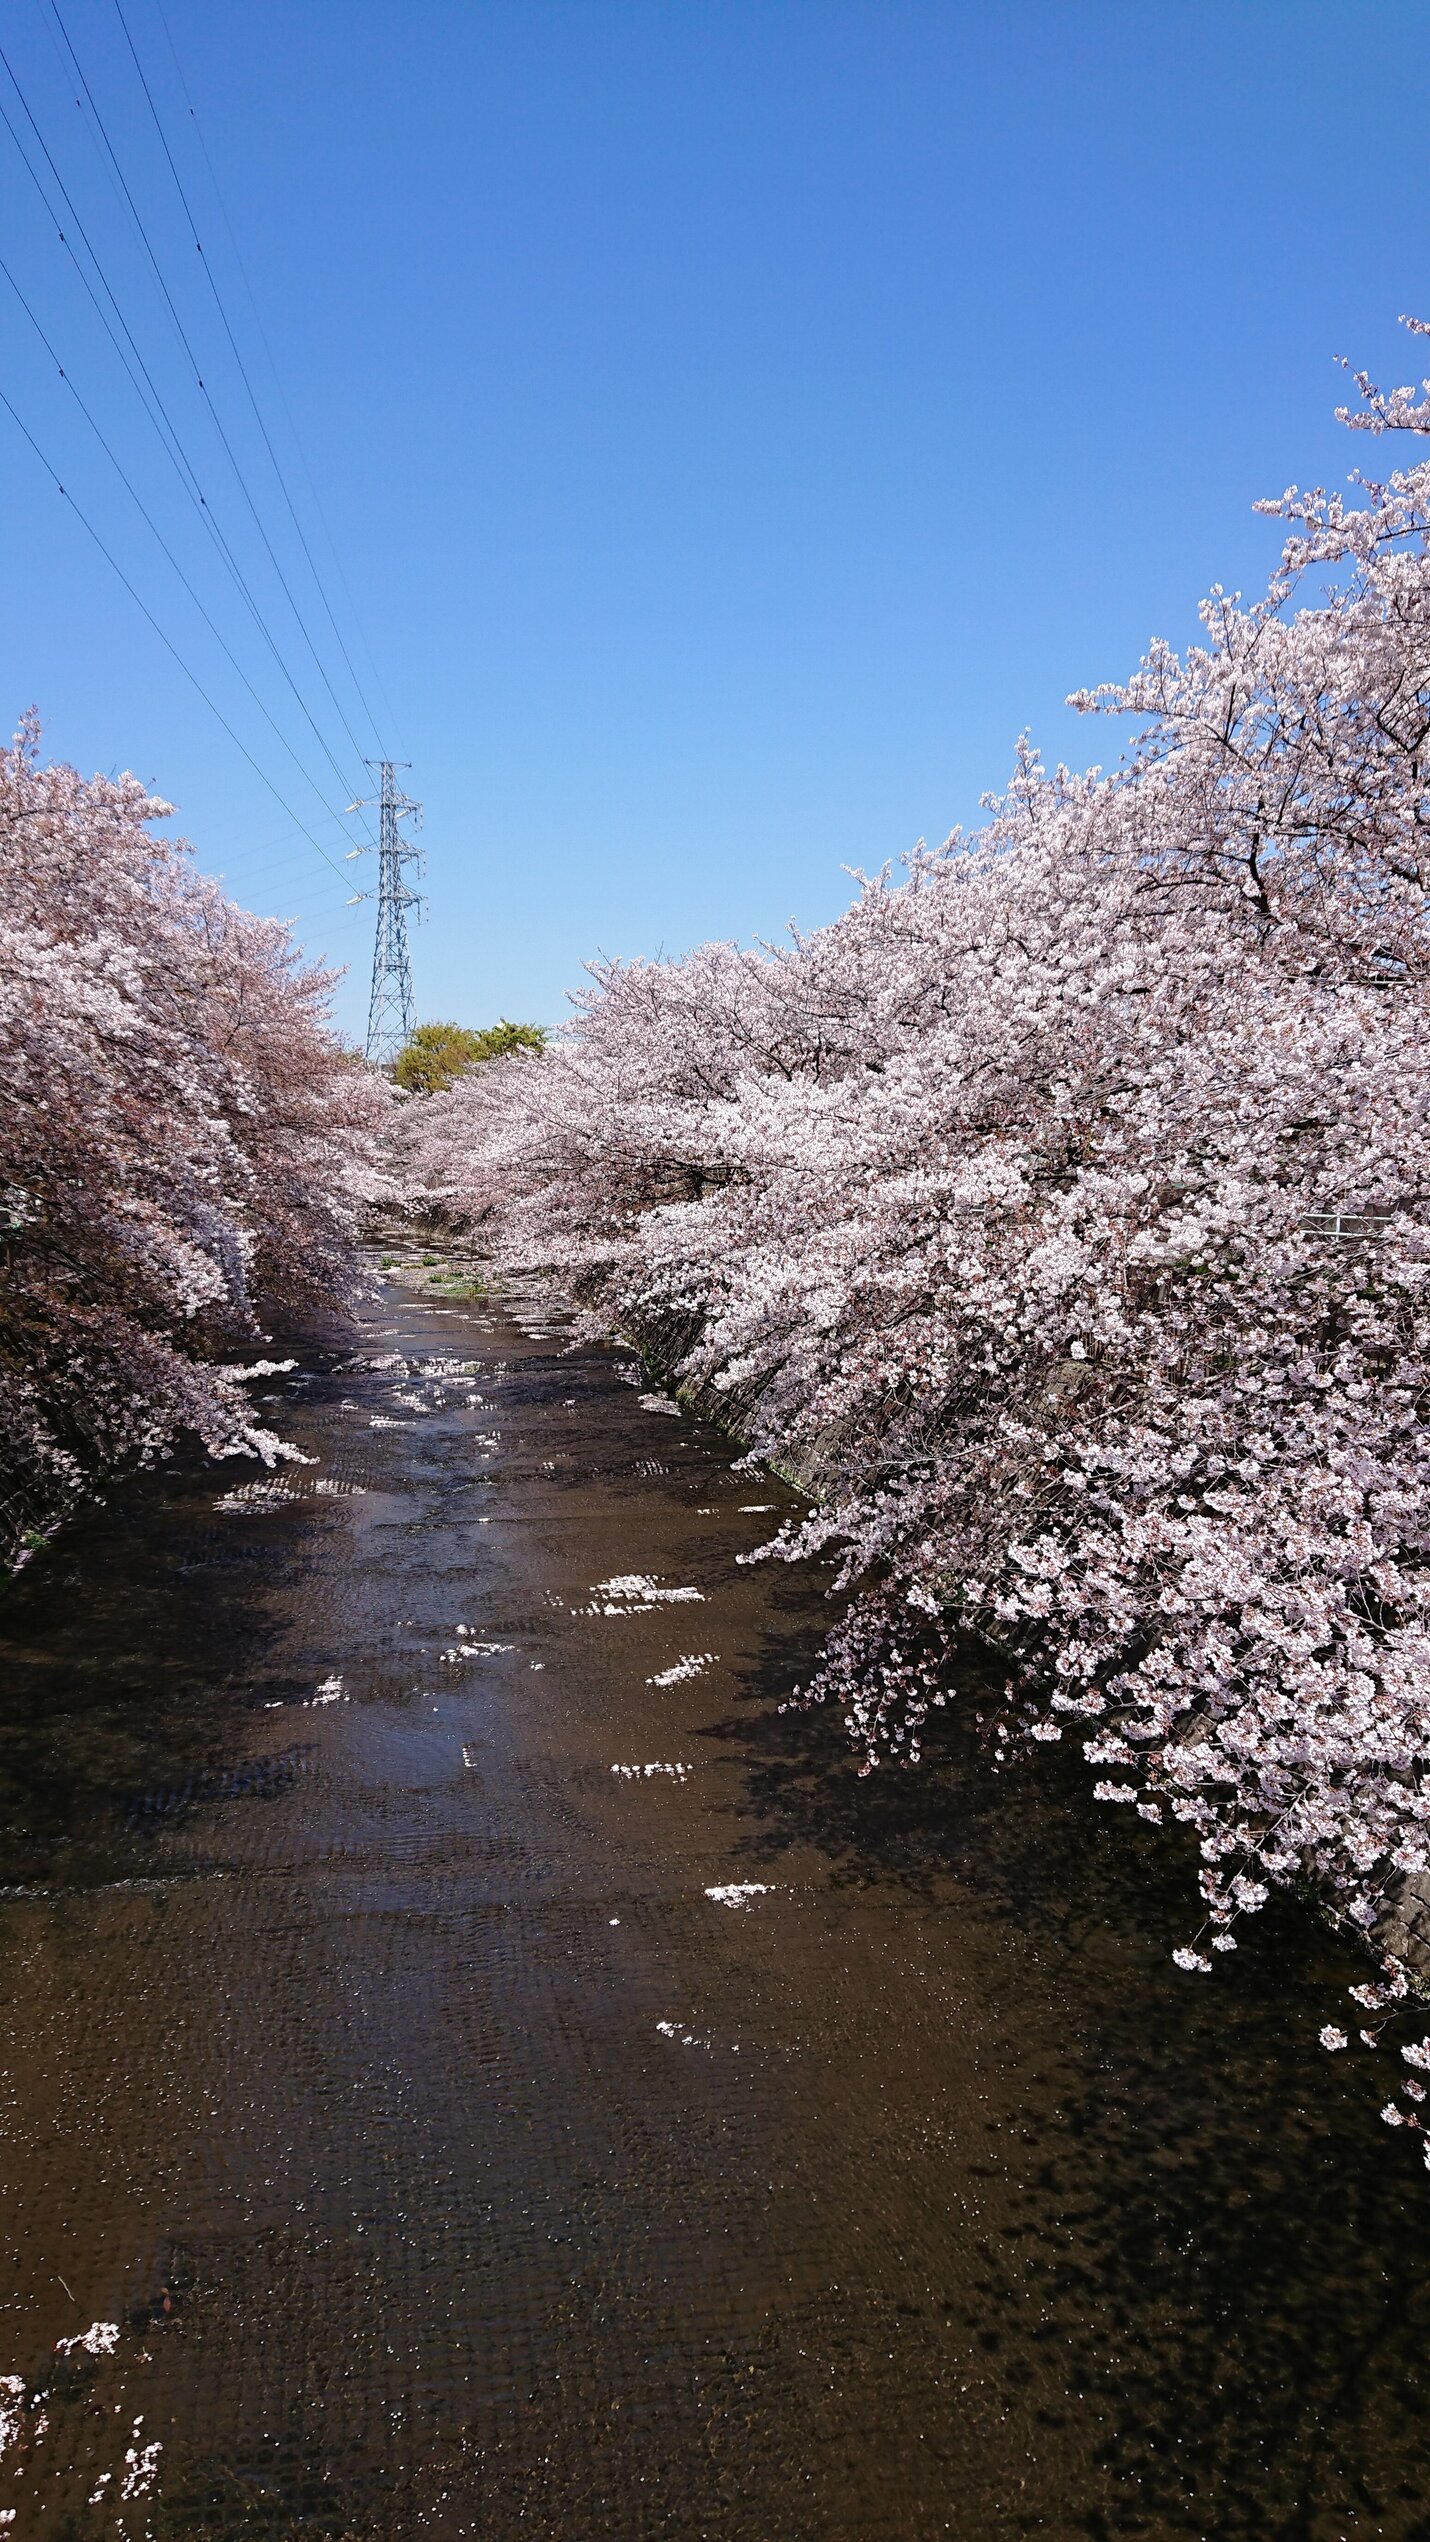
[
  {"left": 0, "top": 716, "right": 390, "bottom": 1564},
  {"left": 401, "top": 322, "right": 1430, "bottom": 2148}
]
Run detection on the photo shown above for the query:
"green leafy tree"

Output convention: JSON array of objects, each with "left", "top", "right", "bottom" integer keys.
[{"left": 393, "top": 1017, "right": 546, "bottom": 1095}]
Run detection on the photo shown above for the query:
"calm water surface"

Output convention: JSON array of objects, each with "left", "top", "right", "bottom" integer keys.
[{"left": 0, "top": 1264, "right": 1427, "bottom": 2540}]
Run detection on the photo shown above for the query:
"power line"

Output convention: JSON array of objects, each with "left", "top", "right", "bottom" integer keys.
[
  {"left": 242, "top": 811, "right": 359, "bottom": 862},
  {"left": 2, "top": 9, "right": 413, "bottom": 986},
  {"left": 45, "top": 0, "right": 376, "bottom": 793},
  {"left": 0, "top": 46, "right": 379, "bottom": 839},
  {"left": 113, "top": 0, "right": 390, "bottom": 758},
  {"left": 0, "top": 377, "right": 352, "bottom": 885},
  {"left": 150, "top": 0, "right": 404, "bottom": 753},
  {"left": 0, "top": 58, "right": 209, "bottom": 522},
  {"left": 0, "top": 243, "right": 369, "bottom": 842}
]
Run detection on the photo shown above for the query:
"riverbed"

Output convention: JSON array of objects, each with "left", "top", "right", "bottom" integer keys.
[{"left": 0, "top": 1263, "right": 1426, "bottom": 2539}]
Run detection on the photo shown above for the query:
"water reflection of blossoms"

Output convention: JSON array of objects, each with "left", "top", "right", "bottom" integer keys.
[{"left": 403, "top": 322, "right": 1430, "bottom": 2150}]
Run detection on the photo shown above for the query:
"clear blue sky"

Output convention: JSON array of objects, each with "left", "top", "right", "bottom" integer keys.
[{"left": 3, "top": 0, "right": 1428, "bottom": 1044}]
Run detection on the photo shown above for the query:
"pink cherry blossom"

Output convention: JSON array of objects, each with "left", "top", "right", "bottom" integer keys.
[
  {"left": 399, "top": 318, "right": 1430, "bottom": 2125},
  {"left": 2, "top": 719, "right": 388, "bottom": 1556}
]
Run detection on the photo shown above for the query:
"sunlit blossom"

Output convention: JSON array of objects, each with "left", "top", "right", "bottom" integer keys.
[
  {"left": 398, "top": 318, "right": 1430, "bottom": 2149},
  {"left": 1, "top": 720, "right": 388, "bottom": 1560}
]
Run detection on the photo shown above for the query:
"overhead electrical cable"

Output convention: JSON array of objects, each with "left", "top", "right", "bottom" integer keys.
[
  {"left": 0, "top": 379, "right": 353, "bottom": 885},
  {"left": 114, "top": 0, "right": 390, "bottom": 757},
  {"left": 0, "top": 62, "right": 210, "bottom": 520},
  {"left": 0, "top": 247, "right": 373, "bottom": 841},
  {"left": 45, "top": 0, "right": 377, "bottom": 792},
  {"left": 152, "top": 0, "right": 403, "bottom": 752},
  {"left": 2, "top": 9, "right": 393, "bottom": 913},
  {"left": 0, "top": 53, "right": 378, "bottom": 840}
]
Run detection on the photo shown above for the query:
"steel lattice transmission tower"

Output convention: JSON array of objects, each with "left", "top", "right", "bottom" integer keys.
[{"left": 348, "top": 761, "right": 425, "bottom": 1066}]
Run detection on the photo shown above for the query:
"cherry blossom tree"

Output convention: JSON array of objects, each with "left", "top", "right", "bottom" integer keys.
[
  {"left": 1, "top": 717, "right": 388, "bottom": 1561},
  {"left": 401, "top": 321, "right": 1430, "bottom": 2137}
]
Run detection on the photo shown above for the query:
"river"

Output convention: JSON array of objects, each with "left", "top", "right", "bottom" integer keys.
[{"left": 0, "top": 1256, "right": 1427, "bottom": 2539}]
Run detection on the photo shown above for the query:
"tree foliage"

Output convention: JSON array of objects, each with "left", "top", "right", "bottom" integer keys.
[
  {"left": 0, "top": 720, "right": 389, "bottom": 1562},
  {"left": 393, "top": 1017, "right": 546, "bottom": 1094},
  {"left": 400, "top": 322, "right": 1430, "bottom": 2128}
]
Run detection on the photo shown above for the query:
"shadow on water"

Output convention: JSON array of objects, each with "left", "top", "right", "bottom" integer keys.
[
  {"left": 710, "top": 1597, "right": 1430, "bottom": 2539},
  {"left": 0, "top": 1345, "right": 351, "bottom": 1890}
]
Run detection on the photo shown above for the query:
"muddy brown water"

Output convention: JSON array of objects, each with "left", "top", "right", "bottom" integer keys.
[{"left": 1, "top": 1268, "right": 1428, "bottom": 2541}]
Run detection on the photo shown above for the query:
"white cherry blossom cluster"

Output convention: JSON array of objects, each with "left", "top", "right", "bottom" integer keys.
[
  {"left": 1, "top": 717, "right": 389, "bottom": 1559},
  {"left": 401, "top": 323, "right": 1430, "bottom": 2102}
]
